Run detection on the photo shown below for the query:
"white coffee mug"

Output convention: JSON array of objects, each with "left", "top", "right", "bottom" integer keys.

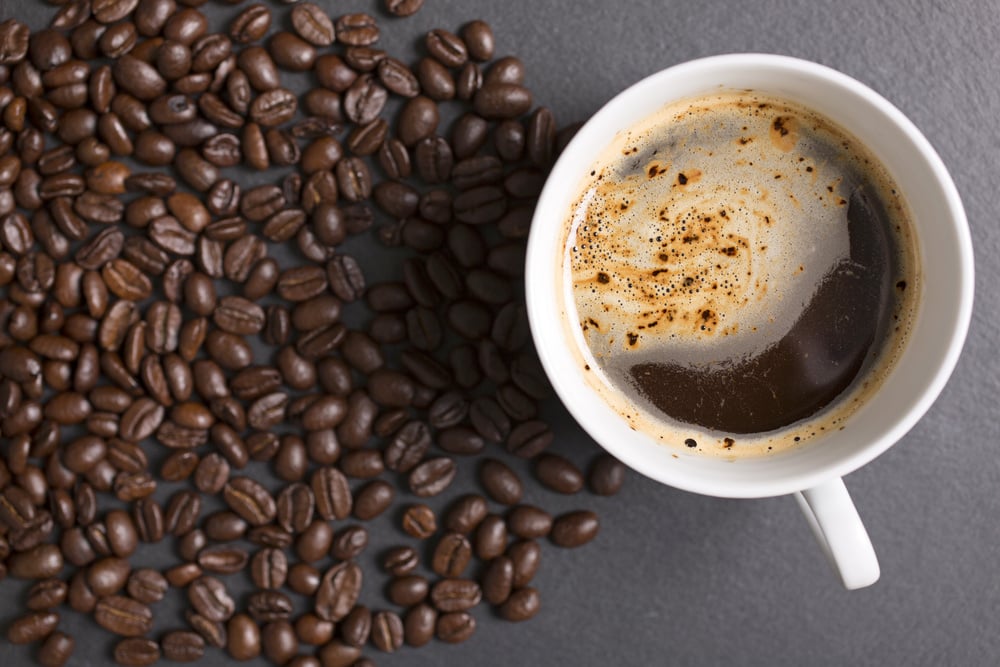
[{"left": 525, "top": 54, "right": 973, "bottom": 589}]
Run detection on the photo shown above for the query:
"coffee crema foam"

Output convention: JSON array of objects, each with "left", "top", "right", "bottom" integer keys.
[{"left": 563, "top": 90, "right": 919, "bottom": 457}]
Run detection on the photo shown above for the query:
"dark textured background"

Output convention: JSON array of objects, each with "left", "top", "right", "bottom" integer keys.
[{"left": 1, "top": 0, "right": 998, "bottom": 665}]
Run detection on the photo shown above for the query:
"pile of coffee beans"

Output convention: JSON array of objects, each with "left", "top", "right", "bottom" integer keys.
[{"left": 0, "top": 1, "right": 627, "bottom": 665}]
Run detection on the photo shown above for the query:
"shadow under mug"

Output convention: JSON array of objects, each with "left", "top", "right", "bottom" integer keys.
[{"left": 525, "top": 53, "right": 974, "bottom": 589}]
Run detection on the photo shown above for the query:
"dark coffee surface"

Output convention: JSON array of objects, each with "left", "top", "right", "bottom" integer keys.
[
  {"left": 631, "top": 186, "right": 895, "bottom": 434},
  {"left": 1, "top": 1, "right": 997, "bottom": 667}
]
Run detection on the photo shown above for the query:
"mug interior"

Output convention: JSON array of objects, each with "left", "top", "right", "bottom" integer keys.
[{"left": 525, "top": 54, "right": 973, "bottom": 498}]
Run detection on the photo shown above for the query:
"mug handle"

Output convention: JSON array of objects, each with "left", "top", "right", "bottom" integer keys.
[{"left": 793, "top": 478, "right": 880, "bottom": 589}]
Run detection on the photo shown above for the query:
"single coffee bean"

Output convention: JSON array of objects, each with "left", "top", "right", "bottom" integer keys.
[
  {"left": 382, "top": 546, "right": 419, "bottom": 577},
  {"left": 431, "top": 531, "right": 472, "bottom": 578},
  {"left": 482, "top": 554, "right": 515, "bottom": 605},
  {"left": 184, "top": 611, "right": 225, "bottom": 650},
  {"left": 113, "top": 637, "right": 160, "bottom": 666},
  {"left": 494, "top": 586, "right": 539, "bottom": 624},
  {"left": 7, "top": 610, "right": 59, "bottom": 644},
  {"left": 353, "top": 479, "right": 394, "bottom": 520},
  {"left": 161, "top": 631, "right": 205, "bottom": 663},
  {"left": 414, "top": 135, "right": 452, "bottom": 183},
  {"left": 416, "top": 57, "right": 454, "bottom": 101},
  {"left": 436, "top": 611, "right": 475, "bottom": 644},
  {"left": 550, "top": 510, "right": 600, "bottom": 548},
  {"left": 409, "top": 457, "right": 456, "bottom": 497},
  {"left": 331, "top": 525, "right": 369, "bottom": 561},
  {"left": 335, "top": 13, "right": 379, "bottom": 46},
  {"left": 534, "top": 453, "right": 584, "bottom": 494},
  {"left": 94, "top": 595, "right": 153, "bottom": 637},
  {"left": 425, "top": 28, "right": 466, "bottom": 67},
  {"left": 371, "top": 610, "right": 404, "bottom": 653},
  {"left": 507, "top": 505, "right": 553, "bottom": 539},
  {"left": 444, "top": 494, "right": 489, "bottom": 535},
  {"left": 312, "top": 466, "right": 352, "bottom": 520},
  {"left": 507, "top": 420, "right": 553, "bottom": 458},
  {"left": 343, "top": 74, "right": 386, "bottom": 126},
  {"left": 227, "top": 613, "right": 261, "bottom": 661},
  {"left": 438, "top": 426, "right": 486, "bottom": 456},
  {"left": 37, "top": 630, "right": 74, "bottom": 667},
  {"left": 291, "top": 3, "right": 335, "bottom": 46},
  {"left": 387, "top": 574, "right": 429, "bottom": 607},
  {"left": 475, "top": 514, "right": 507, "bottom": 561},
  {"left": 295, "top": 612, "right": 333, "bottom": 646},
  {"left": 223, "top": 477, "right": 275, "bottom": 525},
  {"left": 268, "top": 32, "right": 316, "bottom": 72},
  {"left": 126, "top": 568, "right": 168, "bottom": 604},
  {"left": 480, "top": 458, "right": 523, "bottom": 505},
  {"left": 337, "top": 605, "right": 370, "bottom": 648},
  {"left": 315, "top": 561, "right": 362, "bottom": 622},
  {"left": 430, "top": 578, "right": 481, "bottom": 613},
  {"left": 401, "top": 503, "right": 437, "bottom": 539},
  {"left": 188, "top": 576, "right": 235, "bottom": 623},
  {"left": 26, "top": 579, "right": 68, "bottom": 611},
  {"left": 588, "top": 453, "right": 626, "bottom": 496},
  {"left": 508, "top": 539, "right": 541, "bottom": 588},
  {"left": 377, "top": 57, "right": 419, "bottom": 98},
  {"left": 461, "top": 20, "right": 495, "bottom": 61},
  {"left": 385, "top": 0, "right": 424, "bottom": 16}
]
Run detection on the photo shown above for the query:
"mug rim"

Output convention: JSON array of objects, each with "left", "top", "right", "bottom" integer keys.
[{"left": 525, "top": 53, "right": 974, "bottom": 498}]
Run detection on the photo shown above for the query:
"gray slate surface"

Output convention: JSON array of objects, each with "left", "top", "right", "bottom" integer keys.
[{"left": 1, "top": 0, "right": 998, "bottom": 665}]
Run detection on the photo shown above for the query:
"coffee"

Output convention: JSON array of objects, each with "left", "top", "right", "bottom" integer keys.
[{"left": 565, "top": 91, "right": 919, "bottom": 456}]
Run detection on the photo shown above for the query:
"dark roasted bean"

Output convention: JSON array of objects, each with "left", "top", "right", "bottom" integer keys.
[
  {"left": 436, "top": 611, "right": 475, "bottom": 644},
  {"left": 371, "top": 610, "right": 403, "bottom": 653},
  {"left": 551, "top": 510, "right": 600, "bottom": 548},
  {"left": 480, "top": 458, "right": 523, "bottom": 505},
  {"left": 535, "top": 453, "right": 584, "bottom": 494}
]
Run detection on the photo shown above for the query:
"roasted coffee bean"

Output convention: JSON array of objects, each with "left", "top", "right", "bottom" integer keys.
[
  {"left": 335, "top": 155, "right": 372, "bottom": 202},
  {"left": 507, "top": 420, "right": 552, "bottom": 458},
  {"left": 126, "top": 568, "right": 168, "bottom": 604},
  {"left": 480, "top": 458, "right": 523, "bottom": 505},
  {"left": 551, "top": 510, "right": 600, "bottom": 548},
  {"left": 197, "top": 544, "right": 249, "bottom": 574},
  {"left": 187, "top": 611, "right": 226, "bottom": 650},
  {"left": 589, "top": 454, "right": 626, "bottom": 496},
  {"left": 430, "top": 578, "right": 481, "bottom": 613},
  {"left": 353, "top": 479, "right": 394, "bottom": 520},
  {"left": 291, "top": 3, "right": 335, "bottom": 46},
  {"left": 37, "top": 630, "right": 74, "bottom": 667},
  {"left": 246, "top": 590, "right": 293, "bottom": 623},
  {"left": 385, "top": 0, "right": 424, "bottom": 16},
  {"left": 378, "top": 137, "right": 411, "bottom": 179},
  {"left": 227, "top": 613, "right": 261, "bottom": 661},
  {"left": 315, "top": 561, "right": 362, "bottom": 622},
  {"left": 416, "top": 57, "right": 454, "bottom": 101},
  {"left": 401, "top": 503, "right": 437, "bottom": 539},
  {"left": 26, "top": 579, "right": 68, "bottom": 611},
  {"left": 113, "top": 637, "right": 160, "bottom": 666},
  {"left": 451, "top": 112, "right": 489, "bottom": 159},
  {"left": 535, "top": 453, "right": 584, "bottom": 494},
  {"left": 443, "top": 494, "right": 488, "bottom": 535},
  {"left": 335, "top": 13, "right": 379, "bottom": 46},
  {"left": 481, "top": 554, "right": 515, "bottom": 605},
  {"left": 431, "top": 531, "right": 472, "bottom": 578},
  {"left": 8, "top": 542, "right": 63, "bottom": 580},
  {"left": 287, "top": 563, "right": 321, "bottom": 597},
  {"left": 95, "top": 595, "right": 153, "bottom": 637},
  {"left": 223, "top": 477, "right": 275, "bottom": 525},
  {"left": 475, "top": 514, "right": 507, "bottom": 560},
  {"left": 311, "top": 466, "right": 352, "bottom": 520},
  {"left": 499, "top": 587, "right": 541, "bottom": 622},
  {"left": 436, "top": 611, "right": 475, "bottom": 644},
  {"left": 428, "top": 391, "right": 467, "bottom": 429},
  {"left": 438, "top": 426, "right": 486, "bottom": 456},
  {"left": 387, "top": 574, "right": 429, "bottom": 607},
  {"left": 414, "top": 135, "right": 452, "bottom": 183},
  {"left": 342, "top": 74, "right": 386, "bottom": 126},
  {"left": 7, "top": 610, "right": 58, "bottom": 645},
  {"left": 87, "top": 555, "right": 130, "bottom": 596},
  {"left": 161, "top": 631, "right": 205, "bottom": 663},
  {"left": 329, "top": 525, "right": 368, "bottom": 561},
  {"left": 267, "top": 31, "right": 316, "bottom": 72},
  {"left": 188, "top": 576, "right": 235, "bottom": 623},
  {"left": 371, "top": 610, "right": 404, "bottom": 653},
  {"left": 230, "top": 4, "right": 271, "bottom": 44},
  {"left": 340, "top": 605, "right": 371, "bottom": 648},
  {"left": 408, "top": 457, "right": 456, "bottom": 497},
  {"left": 425, "top": 28, "right": 466, "bottom": 67},
  {"left": 461, "top": 20, "right": 495, "bottom": 61}
]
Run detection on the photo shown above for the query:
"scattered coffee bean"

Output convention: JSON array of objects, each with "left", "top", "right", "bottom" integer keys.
[{"left": 551, "top": 510, "right": 600, "bottom": 548}]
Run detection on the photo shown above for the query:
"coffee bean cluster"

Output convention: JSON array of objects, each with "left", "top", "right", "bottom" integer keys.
[{"left": 0, "top": 1, "right": 628, "bottom": 665}]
